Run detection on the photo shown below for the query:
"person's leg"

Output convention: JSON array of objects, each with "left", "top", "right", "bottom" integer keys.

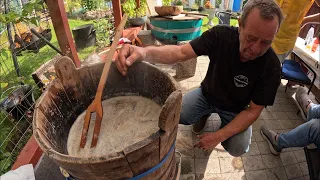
[
  {"left": 261, "top": 118, "right": 320, "bottom": 155},
  {"left": 307, "top": 104, "right": 320, "bottom": 121},
  {"left": 277, "top": 118, "right": 320, "bottom": 148},
  {"left": 179, "top": 88, "right": 215, "bottom": 125},
  {"left": 218, "top": 110, "right": 252, "bottom": 157}
]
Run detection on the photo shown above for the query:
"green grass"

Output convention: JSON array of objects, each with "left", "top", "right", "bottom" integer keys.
[
  {"left": 0, "top": 19, "right": 100, "bottom": 96},
  {"left": 201, "top": 17, "right": 239, "bottom": 33}
]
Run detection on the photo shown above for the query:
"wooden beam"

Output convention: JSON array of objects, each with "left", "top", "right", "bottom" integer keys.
[
  {"left": 45, "top": 0, "right": 81, "bottom": 68},
  {"left": 112, "top": 0, "right": 122, "bottom": 27},
  {"left": 136, "top": 0, "right": 141, "bottom": 8}
]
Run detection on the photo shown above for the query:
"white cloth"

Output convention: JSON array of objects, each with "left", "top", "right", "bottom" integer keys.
[{"left": 0, "top": 164, "right": 35, "bottom": 180}]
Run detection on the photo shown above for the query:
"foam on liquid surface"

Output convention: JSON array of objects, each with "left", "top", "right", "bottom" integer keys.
[{"left": 67, "top": 96, "right": 161, "bottom": 157}]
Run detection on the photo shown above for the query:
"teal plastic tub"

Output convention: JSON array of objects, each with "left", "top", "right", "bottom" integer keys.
[{"left": 149, "top": 18, "right": 203, "bottom": 41}]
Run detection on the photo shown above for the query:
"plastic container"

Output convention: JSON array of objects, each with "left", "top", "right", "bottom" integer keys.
[
  {"left": 311, "top": 32, "right": 320, "bottom": 53},
  {"left": 305, "top": 26, "right": 314, "bottom": 50}
]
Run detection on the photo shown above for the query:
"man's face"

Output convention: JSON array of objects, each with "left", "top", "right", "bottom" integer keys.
[{"left": 238, "top": 8, "right": 279, "bottom": 62}]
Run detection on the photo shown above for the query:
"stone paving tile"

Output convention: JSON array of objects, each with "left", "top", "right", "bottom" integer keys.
[
  {"left": 181, "top": 157, "right": 195, "bottom": 175},
  {"left": 277, "top": 120, "right": 296, "bottom": 129},
  {"left": 264, "top": 120, "right": 282, "bottom": 130},
  {"left": 267, "top": 104, "right": 284, "bottom": 112},
  {"left": 220, "top": 172, "right": 246, "bottom": 180},
  {"left": 219, "top": 157, "right": 244, "bottom": 173},
  {"left": 282, "top": 105, "right": 299, "bottom": 112},
  {"left": 242, "top": 142, "right": 260, "bottom": 157},
  {"left": 242, "top": 155, "right": 266, "bottom": 171},
  {"left": 252, "top": 131, "right": 264, "bottom": 142},
  {"left": 261, "top": 154, "right": 283, "bottom": 168},
  {"left": 189, "top": 82, "right": 201, "bottom": 90},
  {"left": 260, "top": 111, "right": 276, "bottom": 120},
  {"left": 284, "top": 164, "right": 303, "bottom": 179},
  {"left": 265, "top": 167, "right": 288, "bottom": 180},
  {"left": 245, "top": 170, "right": 268, "bottom": 180},
  {"left": 257, "top": 141, "right": 271, "bottom": 155},
  {"left": 286, "top": 111, "right": 303, "bottom": 120},
  {"left": 195, "top": 173, "right": 222, "bottom": 180},
  {"left": 280, "top": 151, "right": 298, "bottom": 165},
  {"left": 299, "top": 162, "right": 309, "bottom": 176},
  {"left": 217, "top": 150, "right": 234, "bottom": 158},
  {"left": 176, "top": 130, "right": 195, "bottom": 157},
  {"left": 293, "top": 150, "right": 307, "bottom": 163},
  {"left": 252, "top": 120, "right": 265, "bottom": 131},
  {"left": 273, "top": 111, "right": 290, "bottom": 120},
  {"left": 291, "top": 176, "right": 310, "bottom": 180},
  {"left": 194, "top": 148, "right": 219, "bottom": 158},
  {"left": 290, "top": 120, "right": 304, "bottom": 128},
  {"left": 276, "top": 92, "right": 288, "bottom": 98},
  {"left": 180, "top": 174, "right": 196, "bottom": 180},
  {"left": 195, "top": 158, "right": 220, "bottom": 174},
  {"left": 179, "top": 124, "right": 193, "bottom": 131}
]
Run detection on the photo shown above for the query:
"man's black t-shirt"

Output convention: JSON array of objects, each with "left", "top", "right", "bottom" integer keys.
[{"left": 190, "top": 25, "right": 281, "bottom": 113}]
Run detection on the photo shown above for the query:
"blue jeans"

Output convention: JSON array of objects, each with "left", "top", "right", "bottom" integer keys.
[
  {"left": 180, "top": 88, "right": 252, "bottom": 157},
  {"left": 278, "top": 104, "right": 320, "bottom": 149}
]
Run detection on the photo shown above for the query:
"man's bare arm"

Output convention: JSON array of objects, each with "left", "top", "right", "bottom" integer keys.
[
  {"left": 144, "top": 44, "right": 198, "bottom": 64},
  {"left": 116, "top": 43, "right": 197, "bottom": 75}
]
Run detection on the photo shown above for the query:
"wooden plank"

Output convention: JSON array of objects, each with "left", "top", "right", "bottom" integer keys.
[
  {"left": 112, "top": 0, "right": 122, "bottom": 27},
  {"left": 158, "top": 150, "right": 176, "bottom": 180},
  {"left": 77, "top": 65, "right": 95, "bottom": 102},
  {"left": 158, "top": 126, "right": 178, "bottom": 179},
  {"left": 123, "top": 133, "right": 160, "bottom": 178},
  {"left": 158, "top": 90, "right": 182, "bottom": 132},
  {"left": 45, "top": 0, "right": 80, "bottom": 67},
  {"left": 57, "top": 151, "right": 134, "bottom": 180},
  {"left": 54, "top": 56, "right": 90, "bottom": 114}
]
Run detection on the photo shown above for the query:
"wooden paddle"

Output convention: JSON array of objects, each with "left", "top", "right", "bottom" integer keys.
[{"left": 80, "top": 13, "right": 128, "bottom": 148}]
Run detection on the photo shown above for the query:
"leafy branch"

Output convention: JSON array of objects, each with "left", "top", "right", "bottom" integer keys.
[{"left": 0, "top": 0, "right": 43, "bottom": 26}]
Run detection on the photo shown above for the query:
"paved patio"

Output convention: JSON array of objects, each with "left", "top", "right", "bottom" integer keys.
[{"left": 163, "top": 56, "right": 317, "bottom": 180}]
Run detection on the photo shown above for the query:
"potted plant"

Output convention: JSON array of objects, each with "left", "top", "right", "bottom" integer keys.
[{"left": 122, "top": 0, "right": 147, "bottom": 26}]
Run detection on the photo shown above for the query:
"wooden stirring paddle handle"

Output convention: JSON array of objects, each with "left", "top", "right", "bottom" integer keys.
[
  {"left": 80, "top": 14, "right": 128, "bottom": 148},
  {"left": 95, "top": 14, "right": 128, "bottom": 101}
]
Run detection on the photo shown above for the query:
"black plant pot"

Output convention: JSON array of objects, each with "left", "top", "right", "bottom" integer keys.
[{"left": 72, "top": 24, "right": 96, "bottom": 50}]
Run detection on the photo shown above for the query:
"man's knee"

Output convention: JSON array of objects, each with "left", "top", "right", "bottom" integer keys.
[
  {"left": 224, "top": 144, "right": 249, "bottom": 157},
  {"left": 222, "top": 126, "right": 252, "bottom": 157}
]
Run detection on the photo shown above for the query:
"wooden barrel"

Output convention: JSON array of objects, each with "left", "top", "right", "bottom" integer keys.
[
  {"left": 149, "top": 16, "right": 203, "bottom": 41},
  {"left": 33, "top": 56, "right": 182, "bottom": 180}
]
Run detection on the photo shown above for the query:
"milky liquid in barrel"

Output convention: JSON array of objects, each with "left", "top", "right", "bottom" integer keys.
[{"left": 67, "top": 96, "right": 161, "bottom": 157}]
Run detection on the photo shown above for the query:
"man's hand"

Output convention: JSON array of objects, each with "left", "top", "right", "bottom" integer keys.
[
  {"left": 114, "top": 44, "right": 146, "bottom": 76},
  {"left": 194, "top": 132, "right": 223, "bottom": 151}
]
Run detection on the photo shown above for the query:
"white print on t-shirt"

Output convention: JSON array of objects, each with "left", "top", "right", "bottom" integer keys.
[{"left": 234, "top": 75, "right": 249, "bottom": 88}]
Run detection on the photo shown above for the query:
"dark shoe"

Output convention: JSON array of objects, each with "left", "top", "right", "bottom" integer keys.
[
  {"left": 260, "top": 125, "right": 282, "bottom": 155},
  {"left": 192, "top": 115, "right": 209, "bottom": 135}
]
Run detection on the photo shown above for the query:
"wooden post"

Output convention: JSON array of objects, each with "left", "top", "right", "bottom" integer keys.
[
  {"left": 45, "top": 0, "right": 81, "bottom": 67},
  {"left": 136, "top": 0, "right": 140, "bottom": 8},
  {"left": 112, "top": 0, "right": 122, "bottom": 27}
]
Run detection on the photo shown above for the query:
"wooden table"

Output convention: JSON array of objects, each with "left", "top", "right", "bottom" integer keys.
[{"left": 293, "top": 37, "right": 320, "bottom": 90}]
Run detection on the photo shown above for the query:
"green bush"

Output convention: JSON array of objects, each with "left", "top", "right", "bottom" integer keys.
[{"left": 122, "top": 0, "right": 147, "bottom": 18}]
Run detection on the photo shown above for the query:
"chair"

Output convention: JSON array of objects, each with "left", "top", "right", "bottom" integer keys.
[{"left": 281, "top": 53, "right": 316, "bottom": 94}]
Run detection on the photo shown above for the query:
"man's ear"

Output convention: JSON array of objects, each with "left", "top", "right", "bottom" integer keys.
[{"left": 238, "top": 18, "right": 242, "bottom": 33}]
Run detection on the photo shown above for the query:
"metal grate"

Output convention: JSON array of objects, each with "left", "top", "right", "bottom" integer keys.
[{"left": 0, "top": 0, "right": 115, "bottom": 175}]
